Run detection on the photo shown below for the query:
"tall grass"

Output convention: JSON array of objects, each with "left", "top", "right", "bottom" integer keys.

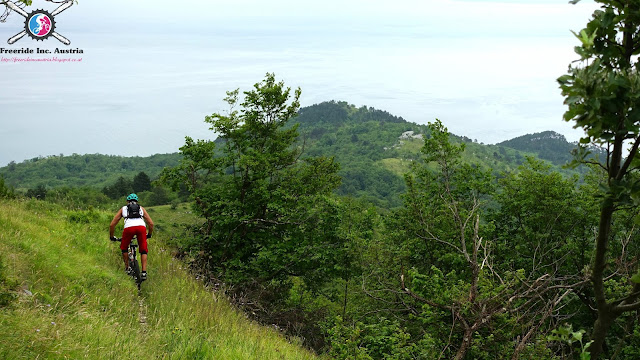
[{"left": 0, "top": 199, "right": 318, "bottom": 359}]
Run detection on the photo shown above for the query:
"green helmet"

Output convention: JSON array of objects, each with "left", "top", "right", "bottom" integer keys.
[{"left": 126, "top": 193, "right": 138, "bottom": 202}]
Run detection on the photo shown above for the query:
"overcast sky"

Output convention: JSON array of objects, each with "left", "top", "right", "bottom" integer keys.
[{"left": 0, "top": 0, "right": 599, "bottom": 166}]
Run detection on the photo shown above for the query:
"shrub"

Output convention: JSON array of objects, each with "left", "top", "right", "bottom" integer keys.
[
  {"left": 26, "top": 184, "right": 47, "bottom": 200},
  {"left": 324, "top": 316, "right": 419, "bottom": 360},
  {"left": 0, "top": 177, "right": 15, "bottom": 199},
  {"left": 67, "top": 209, "right": 102, "bottom": 224}
]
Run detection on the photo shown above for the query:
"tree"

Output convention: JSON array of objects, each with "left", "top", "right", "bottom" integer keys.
[
  {"left": 132, "top": 171, "right": 152, "bottom": 193},
  {"left": 395, "top": 121, "right": 560, "bottom": 359},
  {"left": 0, "top": 177, "right": 14, "bottom": 199},
  {"left": 398, "top": 120, "right": 496, "bottom": 359},
  {"left": 101, "top": 176, "right": 133, "bottom": 200},
  {"left": 558, "top": 1, "right": 640, "bottom": 357},
  {"left": 161, "top": 73, "right": 343, "bottom": 288},
  {"left": 144, "top": 186, "right": 171, "bottom": 206},
  {"left": 491, "top": 157, "right": 596, "bottom": 278}
]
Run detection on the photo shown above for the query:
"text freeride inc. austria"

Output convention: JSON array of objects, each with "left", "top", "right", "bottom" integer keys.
[{"left": 0, "top": 47, "right": 84, "bottom": 54}]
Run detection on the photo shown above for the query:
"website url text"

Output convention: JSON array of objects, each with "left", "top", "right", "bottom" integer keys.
[{"left": 1, "top": 57, "right": 83, "bottom": 63}]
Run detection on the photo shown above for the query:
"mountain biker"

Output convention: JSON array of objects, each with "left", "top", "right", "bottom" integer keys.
[{"left": 109, "top": 193, "right": 154, "bottom": 281}]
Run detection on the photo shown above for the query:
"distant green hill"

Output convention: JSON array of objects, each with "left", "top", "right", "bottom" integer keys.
[
  {"left": 291, "top": 101, "right": 577, "bottom": 207},
  {"left": 0, "top": 101, "right": 586, "bottom": 208},
  {"left": 497, "top": 131, "right": 577, "bottom": 166},
  {"left": 0, "top": 153, "right": 181, "bottom": 191},
  {"left": 293, "top": 101, "right": 423, "bottom": 207}
]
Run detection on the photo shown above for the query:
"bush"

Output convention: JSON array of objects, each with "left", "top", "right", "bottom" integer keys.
[
  {"left": 0, "top": 177, "right": 15, "bottom": 199},
  {"left": 46, "top": 187, "right": 114, "bottom": 210},
  {"left": 324, "top": 316, "right": 419, "bottom": 360},
  {"left": 67, "top": 208, "right": 102, "bottom": 224},
  {"left": 26, "top": 184, "right": 47, "bottom": 200}
]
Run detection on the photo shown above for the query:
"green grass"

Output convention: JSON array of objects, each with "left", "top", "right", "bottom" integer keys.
[
  {"left": 377, "top": 158, "right": 412, "bottom": 177},
  {"left": 146, "top": 203, "right": 200, "bottom": 231},
  {"left": 144, "top": 203, "right": 202, "bottom": 252},
  {"left": 0, "top": 199, "right": 318, "bottom": 359}
]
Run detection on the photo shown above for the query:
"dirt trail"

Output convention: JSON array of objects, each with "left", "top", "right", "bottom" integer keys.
[{"left": 138, "top": 296, "right": 148, "bottom": 329}]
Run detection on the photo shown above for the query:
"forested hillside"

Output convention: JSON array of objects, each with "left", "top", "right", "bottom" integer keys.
[
  {"left": 498, "top": 131, "right": 578, "bottom": 165},
  {"left": 293, "top": 101, "right": 577, "bottom": 207},
  {"left": 0, "top": 153, "right": 181, "bottom": 190},
  {"left": 0, "top": 101, "right": 582, "bottom": 209}
]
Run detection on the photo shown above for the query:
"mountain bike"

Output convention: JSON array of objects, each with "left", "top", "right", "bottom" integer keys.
[{"left": 112, "top": 235, "right": 143, "bottom": 290}]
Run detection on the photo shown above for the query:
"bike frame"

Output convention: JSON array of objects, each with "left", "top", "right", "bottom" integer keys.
[{"left": 128, "top": 236, "right": 142, "bottom": 290}]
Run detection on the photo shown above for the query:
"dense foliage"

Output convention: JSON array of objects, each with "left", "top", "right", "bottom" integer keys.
[
  {"left": 161, "top": 74, "right": 346, "bottom": 293},
  {"left": 151, "top": 68, "right": 640, "bottom": 359},
  {"left": 312, "top": 122, "right": 599, "bottom": 360}
]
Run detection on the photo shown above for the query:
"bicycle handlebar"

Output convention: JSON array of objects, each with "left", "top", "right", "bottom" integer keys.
[
  {"left": 110, "top": 234, "right": 150, "bottom": 241},
  {"left": 110, "top": 235, "right": 148, "bottom": 241}
]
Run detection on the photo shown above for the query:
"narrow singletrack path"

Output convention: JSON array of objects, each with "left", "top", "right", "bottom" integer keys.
[{"left": 138, "top": 297, "right": 148, "bottom": 330}]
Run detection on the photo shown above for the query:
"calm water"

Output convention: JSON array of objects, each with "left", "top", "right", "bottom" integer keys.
[{"left": 0, "top": 9, "right": 590, "bottom": 166}]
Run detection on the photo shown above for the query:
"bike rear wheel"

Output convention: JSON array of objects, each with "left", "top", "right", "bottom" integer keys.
[{"left": 131, "top": 257, "right": 141, "bottom": 289}]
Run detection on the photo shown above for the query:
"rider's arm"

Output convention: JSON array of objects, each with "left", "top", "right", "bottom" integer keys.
[
  {"left": 109, "top": 208, "right": 123, "bottom": 238},
  {"left": 142, "top": 207, "right": 154, "bottom": 236}
]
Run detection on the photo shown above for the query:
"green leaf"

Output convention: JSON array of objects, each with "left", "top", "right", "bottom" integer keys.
[
  {"left": 558, "top": 74, "right": 574, "bottom": 84},
  {"left": 581, "top": 340, "right": 593, "bottom": 360},
  {"left": 572, "top": 330, "right": 584, "bottom": 342}
]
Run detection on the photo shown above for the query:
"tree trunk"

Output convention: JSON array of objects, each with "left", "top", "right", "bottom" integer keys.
[
  {"left": 589, "top": 309, "right": 615, "bottom": 359},
  {"left": 588, "top": 130, "right": 624, "bottom": 356},
  {"left": 590, "top": 198, "right": 616, "bottom": 359},
  {"left": 454, "top": 328, "right": 474, "bottom": 360}
]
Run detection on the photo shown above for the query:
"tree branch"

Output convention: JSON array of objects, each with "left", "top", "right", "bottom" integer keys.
[
  {"left": 616, "top": 135, "right": 640, "bottom": 180},
  {"left": 400, "top": 273, "right": 452, "bottom": 311},
  {"left": 415, "top": 231, "right": 464, "bottom": 254}
]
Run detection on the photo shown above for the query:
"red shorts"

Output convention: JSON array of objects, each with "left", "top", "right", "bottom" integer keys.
[{"left": 121, "top": 226, "right": 148, "bottom": 254}]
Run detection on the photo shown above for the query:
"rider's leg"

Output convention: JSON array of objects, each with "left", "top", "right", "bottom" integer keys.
[
  {"left": 138, "top": 228, "right": 148, "bottom": 273},
  {"left": 141, "top": 254, "right": 147, "bottom": 271},
  {"left": 122, "top": 252, "right": 129, "bottom": 269},
  {"left": 120, "top": 229, "right": 134, "bottom": 270}
]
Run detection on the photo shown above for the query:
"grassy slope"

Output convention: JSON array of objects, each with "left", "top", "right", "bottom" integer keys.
[
  {"left": 0, "top": 199, "right": 317, "bottom": 360},
  {"left": 376, "top": 136, "right": 542, "bottom": 177}
]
